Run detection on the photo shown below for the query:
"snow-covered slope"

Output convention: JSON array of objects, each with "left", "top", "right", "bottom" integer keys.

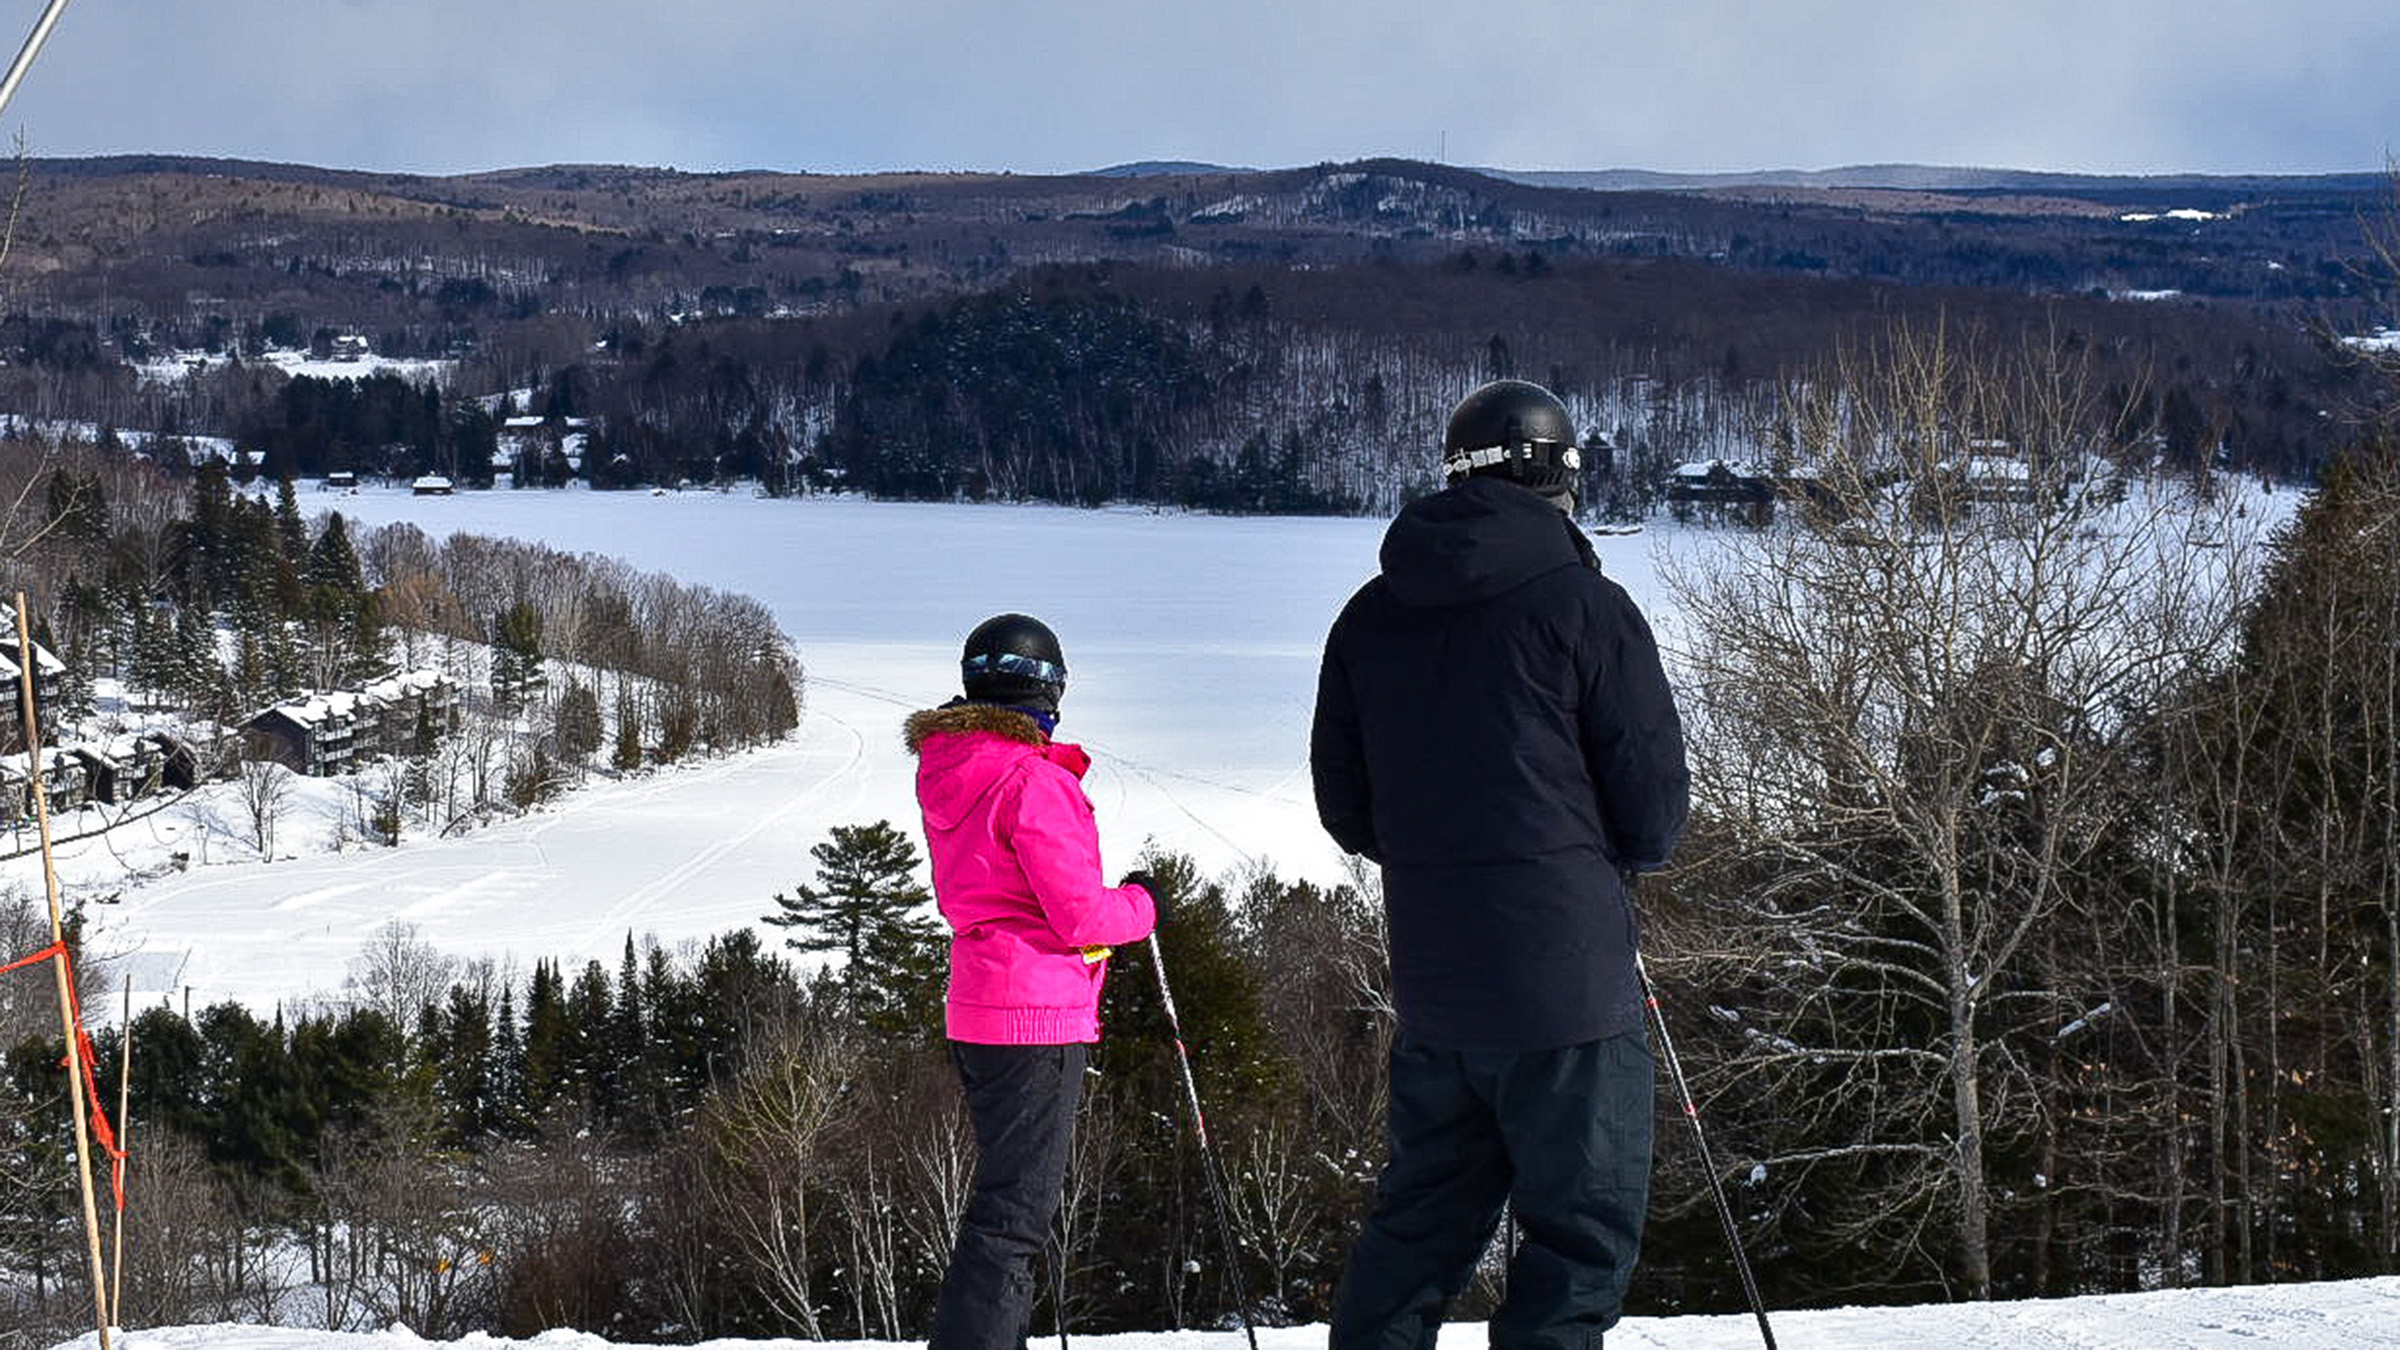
[{"left": 41, "top": 1274, "right": 2400, "bottom": 1349}]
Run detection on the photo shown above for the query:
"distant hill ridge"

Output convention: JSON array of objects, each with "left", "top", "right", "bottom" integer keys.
[
  {"left": 1078, "top": 158, "right": 2385, "bottom": 194},
  {"left": 1489, "top": 163, "right": 2388, "bottom": 194},
  {"left": 30, "top": 152, "right": 2381, "bottom": 195}
]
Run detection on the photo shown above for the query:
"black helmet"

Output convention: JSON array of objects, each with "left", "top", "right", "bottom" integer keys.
[
  {"left": 1442, "top": 379, "right": 1581, "bottom": 500},
  {"left": 961, "top": 612, "right": 1068, "bottom": 713}
]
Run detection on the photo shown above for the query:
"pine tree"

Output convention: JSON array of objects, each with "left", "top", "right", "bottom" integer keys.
[
  {"left": 762, "top": 821, "right": 943, "bottom": 1031},
  {"left": 519, "top": 960, "right": 571, "bottom": 1122},
  {"left": 274, "top": 475, "right": 309, "bottom": 566},
  {"left": 492, "top": 599, "right": 544, "bottom": 710},
  {"left": 612, "top": 690, "right": 644, "bottom": 770},
  {"left": 608, "top": 934, "right": 649, "bottom": 1134},
  {"left": 307, "top": 510, "right": 366, "bottom": 593},
  {"left": 555, "top": 678, "right": 604, "bottom": 762},
  {"left": 491, "top": 982, "right": 523, "bottom": 1125},
  {"left": 435, "top": 985, "right": 495, "bottom": 1142},
  {"left": 183, "top": 457, "right": 236, "bottom": 605},
  {"left": 566, "top": 959, "right": 614, "bottom": 1114}
]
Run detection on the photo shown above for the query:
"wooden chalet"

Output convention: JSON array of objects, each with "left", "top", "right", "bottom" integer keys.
[
  {"left": 71, "top": 735, "right": 171, "bottom": 805},
  {"left": 2, "top": 748, "right": 90, "bottom": 820},
  {"left": 0, "top": 612, "right": 66, "bottom": 754},
  {"left": 243, "top": 670, "right": 454, "bottom": 775},
  {"left": 243, "top": 691, "right": 365, "bottom": 777},
  {"left": 356, "top": 669, "right": 456, "bottom": 756}
]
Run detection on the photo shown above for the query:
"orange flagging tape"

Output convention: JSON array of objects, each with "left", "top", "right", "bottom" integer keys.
[{"left": 2, "top": 941, "right": 130, "bottom": 1208}]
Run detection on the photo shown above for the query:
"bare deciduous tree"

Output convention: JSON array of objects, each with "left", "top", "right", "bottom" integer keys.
[
  {"left": 1661, "top": 320, "right": 2260, "bottom": 1297},
  {"left": 235, "top": 757, "right": 291, "bottom": 859},
  {"left": 342, "top": 920, "right": 457, "bottom": 1029},
  {"left": 696, "top": 1012, "right": 849, "bottom": 1337}
]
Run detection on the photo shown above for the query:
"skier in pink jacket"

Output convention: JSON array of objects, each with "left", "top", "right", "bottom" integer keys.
[{"left": 905, "top": 612, "right": 1160, "bottom": 1349}]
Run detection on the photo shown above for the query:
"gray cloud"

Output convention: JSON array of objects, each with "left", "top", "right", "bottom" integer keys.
[{"left": 8, "top": 0, "right": 2394, "bottom": 175}]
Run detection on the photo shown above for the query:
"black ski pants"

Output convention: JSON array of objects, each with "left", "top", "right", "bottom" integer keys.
[
  {"left": 929, "top": 1040, "right": 1086, "bottom": 1350},
  {"left": 1330, "top": 1030, "right": 1654, "bottom": 1350}
]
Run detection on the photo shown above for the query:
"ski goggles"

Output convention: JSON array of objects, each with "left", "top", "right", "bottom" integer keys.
[{"left": 962, "top": 651, "right": 1067, "bottom": 686}]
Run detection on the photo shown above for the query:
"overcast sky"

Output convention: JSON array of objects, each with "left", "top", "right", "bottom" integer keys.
[{"left": 6, "top": 0, "right": 2394, "bottom": 178}]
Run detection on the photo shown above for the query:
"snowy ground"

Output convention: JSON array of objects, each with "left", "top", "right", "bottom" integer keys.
[{"left": 37, "top": 1274, "right": 2400, "bottom": 1349}]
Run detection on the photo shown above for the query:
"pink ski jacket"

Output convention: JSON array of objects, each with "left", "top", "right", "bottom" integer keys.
[{"left": 904, "top": 701, "right": 1158, "bottom": 1044}]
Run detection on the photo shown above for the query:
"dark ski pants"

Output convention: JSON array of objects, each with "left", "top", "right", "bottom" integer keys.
[
  {"left": 1330, "top": 1030, "right": 1654, "bottom": 1350},
  {"left": 929, "top": 1040, "right": 1086, "bottom": 1350}
]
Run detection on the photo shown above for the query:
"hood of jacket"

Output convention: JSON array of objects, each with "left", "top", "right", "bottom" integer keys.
[
  {"left": 1379, "top": 474, "right": 1597, "bottom": 608},
  {"left": 904, "top": 700, "right": 1089, "bottom": 832}
]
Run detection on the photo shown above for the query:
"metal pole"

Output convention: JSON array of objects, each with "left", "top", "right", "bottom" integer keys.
[
  {"left": 0, "top": 0, "right": 73, "bottom": 124},
  {"left": 111, "top": 972, "right": 131, "bottom": 1329},
  {"left": 1637, "top": 950, "right": 1776, "bottom": 1349},
  {"left": 1145, "top": 933, "right": 1259, "bottom": 1348},
  {"left": 16, "top": 595, "right": 112, "bottom": 1350}
]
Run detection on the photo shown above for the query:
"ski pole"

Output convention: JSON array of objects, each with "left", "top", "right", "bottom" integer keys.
[
  {"left": 1637, "top": 949, "right": 1777, "bottom": 1350},
  {"left": 1146, "top": 932, "right": 1260, "bottom": 1348},
  {"left": 1048, "top": 1231, "right": 1070, "bottom": 1349}
]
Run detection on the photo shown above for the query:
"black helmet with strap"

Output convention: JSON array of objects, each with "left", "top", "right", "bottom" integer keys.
[{"left": 1442, "top": 379, "right": 1582, "bottom": 504}]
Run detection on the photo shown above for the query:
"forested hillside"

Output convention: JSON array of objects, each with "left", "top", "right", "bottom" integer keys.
[{"left": 0, "top": 156, "right": 2389, "bottom": 506}]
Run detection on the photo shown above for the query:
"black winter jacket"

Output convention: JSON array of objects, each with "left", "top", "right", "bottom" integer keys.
[{"left": 1310, "top": 475, "right": 1689, "bottom": 1051}]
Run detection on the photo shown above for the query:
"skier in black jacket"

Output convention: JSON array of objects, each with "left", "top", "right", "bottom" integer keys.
[{"left": 1312, "top": 379, "right": 1689, "bottom": 1347}]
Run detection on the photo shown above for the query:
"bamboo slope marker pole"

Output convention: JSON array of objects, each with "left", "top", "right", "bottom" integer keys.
[
  {"left": 111, "top": 971, "right": 131, "bottom": 1329},
  {"left": 14, "top": 595, "right": 112, "bottom": 1350}
]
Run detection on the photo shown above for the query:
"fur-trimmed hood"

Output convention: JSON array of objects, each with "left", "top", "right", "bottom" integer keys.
[
  {"left": 903, "top": 699, "right": 1048, "bottom": 756},
  {"left": 907, "top": 699, "right": 1091, "bottom": 835}
]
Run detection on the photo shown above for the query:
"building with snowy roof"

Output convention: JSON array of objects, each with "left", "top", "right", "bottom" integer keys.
[
  {"left": 1664, "top": 458, "right": 1778, "bottom": 525},
  {"left": 242, "top": 670, "right": 455, "bottom": 775},
  {"left": 71, "top": 734, "right": 173, "bottom": 805},
  {"left": 0, "top": 609, "right": 66, "bottom": 754},
  {"left": 243, "top": 691, "right": 365, "bottom": 776},
  {"left": 1, "top": 747, "right": 90, "bottom": 820}
]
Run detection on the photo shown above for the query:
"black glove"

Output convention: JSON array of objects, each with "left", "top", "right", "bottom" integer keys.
[{"left": 1119, "top": 870, "right": 1169, "bottom": 927}]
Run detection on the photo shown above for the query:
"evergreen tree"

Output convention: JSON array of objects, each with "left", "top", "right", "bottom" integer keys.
[
  {"left": 306, "top": 510, "right": 366, "bottom": 593},
  {"left": 433, "top": 985, "right": 496, "bottom": 1142},
  {"left": 612, "top": 690, "right": 644, "bottom": 770},
  {"left": 639, "top": 943, "right": 702, "bottom": 1124},
  {"left": 608, "top": 935, "right": 654, "bottom": 1136},
  {"left": 761, "top": 820, "right": 942, "bottom": 1029},
  {"left": 169, "top": 600, "right": 231, "bottom": 719},
  {"left": 182, "top": 456, "right": 237, "bottom": 605},
  {"left": 555, "top": 678, "right": 604, "bottom": 762},
  {"left": 519, "top": 960, "right": 572, "bottom": 1121},
  {"left": 44, "top": 466, "right": 109, "bottom": 543},
  {"left": 273, "top": 475, "right": 309, "bottom": 565},
  {"left": 491, "top": 982, "right": 523, "bottom": 1125},
  {"left": 304, "top": 512, "right": 386, "bottom": 685},
  {"left": 566, "top": 959, "right": 615, "bottom": 1116},
  {"left": 492, "top": 598, "right": 545, "bottom": 709}
]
